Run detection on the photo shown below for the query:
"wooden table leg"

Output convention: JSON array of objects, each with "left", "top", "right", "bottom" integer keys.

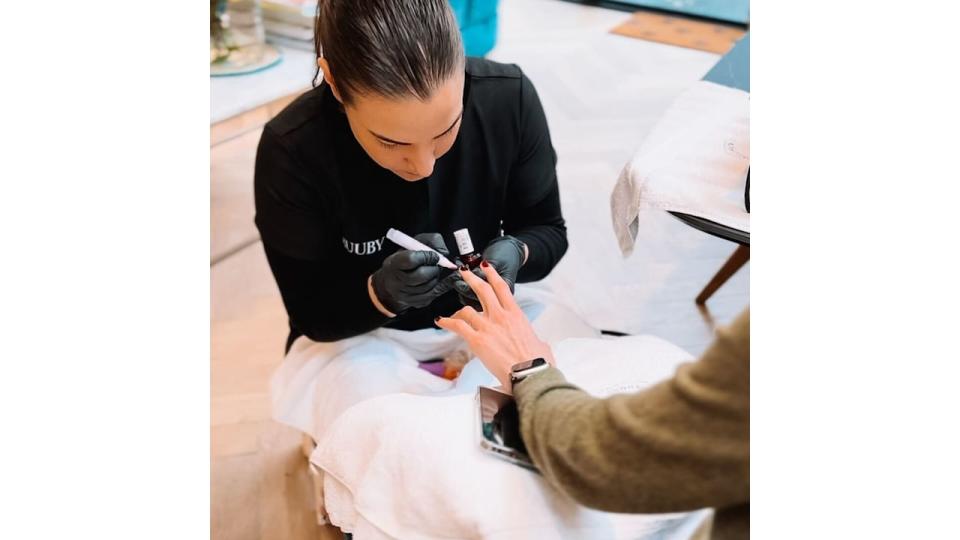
[{"left": 696, "top": 245, "right": 750, "bottom": 305}]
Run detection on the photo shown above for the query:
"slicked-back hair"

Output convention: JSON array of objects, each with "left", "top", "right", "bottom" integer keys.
[{"left": 313, "top": 0, "right": 465, "bottom": 105}]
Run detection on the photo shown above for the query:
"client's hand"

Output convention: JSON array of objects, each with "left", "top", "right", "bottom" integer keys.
[
  {"left": 435, "top": 262, "right": 555, "bottom": 390},
  {"left": 452, "top": 235, "right": 526, "bottom": 310}
]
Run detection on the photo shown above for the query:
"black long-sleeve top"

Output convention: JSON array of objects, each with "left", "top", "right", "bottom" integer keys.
[{"left": 254, "top": 58, "right": 567, "bottom": 351}]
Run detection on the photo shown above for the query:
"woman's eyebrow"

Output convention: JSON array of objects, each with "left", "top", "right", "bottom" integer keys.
[
  {"left": 369, "top": 110, "right": 463, "bottom": 145},
  {"left": 433, "top": 111, "right": 463, "bottom": 139}
]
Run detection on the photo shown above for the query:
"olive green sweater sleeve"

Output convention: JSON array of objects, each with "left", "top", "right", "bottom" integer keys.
[{"left": 514, "top": 308, "right": 750, "bottom": 514}]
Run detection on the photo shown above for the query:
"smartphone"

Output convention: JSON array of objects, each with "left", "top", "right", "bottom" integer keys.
[{"left": 476, "top": 385, "right": 538, "bottom": 471}]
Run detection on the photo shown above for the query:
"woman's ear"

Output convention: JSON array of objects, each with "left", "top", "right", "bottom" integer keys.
[{"left": 317, "top": 57, "right": 342, "bottom": 103}]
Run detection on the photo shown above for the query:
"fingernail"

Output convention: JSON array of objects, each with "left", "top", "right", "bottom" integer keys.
[
  {"left": 458, "top": 264, "right": 469, "bottom": 272},
  {"left": 434, "top": 316, "right": 441, "bottom": 324},
  {"left": 481, "top": 260, "right": 490, "bottom": 268}
]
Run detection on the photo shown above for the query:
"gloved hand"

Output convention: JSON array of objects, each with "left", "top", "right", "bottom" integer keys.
[
  {"left": 371, "top": 232, "right": 453, "bottom": 315},
  {"left": 452, "top": 235, "right": 526, "bottom": 310}
]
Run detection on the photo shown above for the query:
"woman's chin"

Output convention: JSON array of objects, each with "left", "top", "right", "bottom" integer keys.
[{"left": 395, "top": 170, "right": 427, "bottom": 182}]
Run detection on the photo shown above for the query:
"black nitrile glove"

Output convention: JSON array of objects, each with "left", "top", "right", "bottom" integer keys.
[
  {"left": 452, "top": 235, "right": 526, "bottom": 310},
  {"left": 372, "top": 233, "right": 453, "bottom": 315}
]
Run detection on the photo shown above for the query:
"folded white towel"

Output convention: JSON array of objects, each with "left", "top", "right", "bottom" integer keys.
[
  {"left": 311, "top": 335, "right": 712, "bottom": 539},
  {"left": 264, "top": 19, "right": 315, "bottom": 41},
  {"left": 261, "top": 0, "right": 316, "bottom": 27},
  {"left": 612, "top": 80, "right": 750, "bottom": 257},
  {"left": 271, "top": 286, "right": 597, "bottom": 442}
]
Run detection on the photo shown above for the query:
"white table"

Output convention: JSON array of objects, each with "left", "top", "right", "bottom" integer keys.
[{"left": 210, "top": 45, "right": 317, "bottom": 124}]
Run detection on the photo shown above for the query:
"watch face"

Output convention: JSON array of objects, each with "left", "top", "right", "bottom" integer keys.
[{"left": 512, "top": 358, "right": 546, "bottom": 373}]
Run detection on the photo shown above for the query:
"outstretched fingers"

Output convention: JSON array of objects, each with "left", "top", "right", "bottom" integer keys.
[
  {"left": 435, "top": 306, "right": 483, "bottom": 341},
  {"left": 479, "top": 261, "right": 518, "bottom": 312},
  {"left": 458, "top": 266, "right": 500, "bottom": 313}
]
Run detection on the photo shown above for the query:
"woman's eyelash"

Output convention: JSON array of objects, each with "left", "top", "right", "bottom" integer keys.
[{"left": 376, "top": 126, "right": 456, "bottom": 149}]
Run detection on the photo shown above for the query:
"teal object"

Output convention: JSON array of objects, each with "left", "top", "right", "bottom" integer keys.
[
  {"left": 612, "top": 0, "right": 748, "bottom": 25},
  {"left": 448, "top": 0, "right": 500, "bottom": 57},
  {"left": 703, "top": 32, "right": 749, "bottom": 92}
]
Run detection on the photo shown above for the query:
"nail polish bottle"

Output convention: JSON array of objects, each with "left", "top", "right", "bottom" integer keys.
[{"left": 453, "top": 228, "right": 482, "bottom": 269}]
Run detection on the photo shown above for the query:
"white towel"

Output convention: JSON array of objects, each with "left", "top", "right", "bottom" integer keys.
[
  {"left": 612, "top": 80, "right": 750, "bottom": 257},
  {"left": 271, "top": 286, "right": 598, "bottom": 446},
  {"left": 310, "top": 335, "right": 713, "bottom": 539}
]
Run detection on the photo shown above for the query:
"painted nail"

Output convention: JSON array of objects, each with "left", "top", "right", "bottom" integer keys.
[
  {"left": 458, "top": 264, "right": 469, "bottom": 272},
  {"left": 481, "top": 260, "right": 490, "bottom": 268},
  {"left": 434, "top": 316, "right": 441, "bottom": 324}
]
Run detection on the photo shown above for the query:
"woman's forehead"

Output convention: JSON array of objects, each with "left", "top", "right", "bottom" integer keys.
[{"left": 348, "top": 73, "right": 464, "bottom": 143}]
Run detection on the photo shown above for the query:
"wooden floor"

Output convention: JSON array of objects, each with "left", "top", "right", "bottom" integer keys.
[{"left": 210, "top": 1, "right": 748, "bottom": 539}]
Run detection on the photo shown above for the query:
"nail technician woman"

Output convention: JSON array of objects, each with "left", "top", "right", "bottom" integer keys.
[{"left": 256, "top": 0, "right": 569, "bottom": 438}]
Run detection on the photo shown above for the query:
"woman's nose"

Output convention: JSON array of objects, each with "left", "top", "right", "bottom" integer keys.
[{"left": 406, "top": 147, "right": 436, "bottom": 178}]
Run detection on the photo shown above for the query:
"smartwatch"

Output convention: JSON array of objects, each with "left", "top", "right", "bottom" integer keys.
[{"left": 509, "top": 358, "right": 549, "bottom": 386}]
